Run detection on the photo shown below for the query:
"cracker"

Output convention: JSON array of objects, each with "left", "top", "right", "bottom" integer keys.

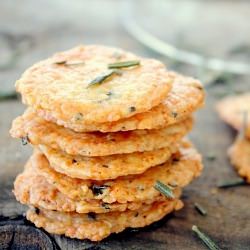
[
  {"left": 38, "top": 143, "right": 179, "bottom": 180},
  {"left": 37, "top": 72, "right": 204, "bottom": 132},
  {"left": 18, "top": 140, "right": 202, "bottom": 204},
  {"left": 216, "top": 93, "right": 250, "bottom": 138},
  {"left": 27, "top": 199, "right": 183, "bottom": 241},
  {"left": 14, "top": 162, "right": 181, "bottom": 213},
  {"left": 10, "top": 110, "right": 193, "bottom": 156},
  {"left": 228, "top": 136, "right": 250, "bottom": 183},
  {"left": 16, "top": 45, "right": 173, "bottom": 124}
]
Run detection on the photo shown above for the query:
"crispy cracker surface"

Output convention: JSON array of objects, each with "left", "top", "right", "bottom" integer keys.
[
  {"left": 10, "top": 110, "right": 193, "bottom": 156},
  {"left": 27, "top": 199, "right": 183, "bottom": 241},
  {"left": 228, "top": 136, "right": 250, "bottom": 182},
  {"left": 37, "top": 72, "right": 204, "bottom": 132},
  {"left": 14, "top": 141, "right": 202, "bottom": 206},
  {"left": 14, "top": 163, "right": 170, "bottom": 213},
  {"left": 39, "top": 143, "right": 179, "bottom": 180},
  {"left": 216, "top": 93, "right": 250, "bottom": 138},
  {"left": 16, "top": 45, "right": 172, "bottom": 124}
]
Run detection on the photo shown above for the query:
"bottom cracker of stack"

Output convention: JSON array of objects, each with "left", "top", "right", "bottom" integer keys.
[{"left": 13, "top": 140, "right": 202, "bottom": 241}]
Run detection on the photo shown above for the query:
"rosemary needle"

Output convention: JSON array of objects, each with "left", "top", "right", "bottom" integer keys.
[
  {"left": 192, "top": 225, "right": 222, "bottom": 250},
  {"left": 87, "top": 70, "right": 120, "bottom": 87},
  {"left": 194, "top": 202, "right": 207, "bottom": 216},
  {"left": 218, "top": 179, "right": 246, "bottom": 188},
  {"left": 0, "top": 91, "right": 18, "bottom": 101},
  {"left": 108, "top": 60, "right": 140, "bottom": 69},
  {"left": 154, "top": 180, "right": 175, "bottom": 199}
]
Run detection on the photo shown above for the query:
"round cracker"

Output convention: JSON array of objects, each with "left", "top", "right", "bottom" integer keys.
[
  {"left": 16, "top": 45, "right": 172, "bottom": 124},
  {"left": 216, "top": 93, "right": 250, "bottom": 139},
  {"left": 10, "top": 109, "right": 193, "bottom": 156},
  {"left": 14, "top": 163, "right": 181, "bottom": 213},
  {"left": 27, "top": 199, "right": 183, "bottom": 241},
  {"left": 38, "top": 143, "right": 179, "bottom": 180},
  {"left": 228, "top": 136, "right": 250, "bottom": 183},
  {"left": 26, "top": 140, "right": 202, "bottom": 204},
  {"left": 37, "top": 72, "right": 204, "bottom": 132}
]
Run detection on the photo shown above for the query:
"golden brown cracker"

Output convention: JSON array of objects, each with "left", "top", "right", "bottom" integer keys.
[
  {"left": 37, "top": 72, "right": 204, "bottom": 132},
  {"left": 16, "top": 45, "right": 173, "bottom": 124},
  {"left": 27, "top": 199, "right": 183, "bottom": 241},
  {"left": 10, "top": 109, "right": 193, "bottom": 156}
]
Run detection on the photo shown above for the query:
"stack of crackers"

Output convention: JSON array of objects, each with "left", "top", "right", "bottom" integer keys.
[
  {"left": 217, "top": 94, "right": 250, "bottom": 182},
  {"left": 10, "top": 45, "right": 205, "bottom": 241}
]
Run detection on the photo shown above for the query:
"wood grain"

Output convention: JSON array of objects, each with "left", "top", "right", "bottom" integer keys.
[{"left": 1, "top": 1, "right": 250, "bottom": 249}]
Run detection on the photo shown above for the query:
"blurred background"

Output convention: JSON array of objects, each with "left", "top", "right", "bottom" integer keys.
[{"left": 0, "top": 1, "right": 250, "bottom": 249}]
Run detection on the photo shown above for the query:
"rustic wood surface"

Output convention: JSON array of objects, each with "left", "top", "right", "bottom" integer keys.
[{"left": 1, "top": 1, "right": 250, "bottom": 249}]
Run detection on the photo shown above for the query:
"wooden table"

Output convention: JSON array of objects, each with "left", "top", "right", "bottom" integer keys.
[{"left": 1, "top": 1, "right": 250, "bottom": 249}]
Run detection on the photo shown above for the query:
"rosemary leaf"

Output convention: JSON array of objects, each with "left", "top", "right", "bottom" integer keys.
[
  {"left": 206, "top": 154, "right": 216, "bottom": 161},
  {"left": 87, "top": 70, "right": 120, "bottom": 88},
  {"left": 21, "top": 135, "right": 29, "bottom": 146},
  {"left": 87, "top": 212, "right": 96, "bottom": 221},
  {"left": 0, "top": 91, "right": 18, "bottom": 101},
  {"left": 194, "top": 203, "right": 207, "bottom": 216},
  {"left": 54, "top": 60, "right": 67, "bottom": 65},
  {"left": 154, "top": 180, "right": 175, "bottom": 199},
  {"left": 238, "top": 111, "right": 248, "bottom": 139},
  {"left": 192, "top": 225, "right": 221, "bottom": 250},
  {"left": 218, "top": 179, "right": 246, "bottom": 188},
  {"left": 54, "top": 60, "right": 84, "bottom": 66},
  {"left": 108, "top": 60, "right": 140, "bottom": 69},
  {"left": 90, "top": 184, "right": 109, "bottom": 196}
]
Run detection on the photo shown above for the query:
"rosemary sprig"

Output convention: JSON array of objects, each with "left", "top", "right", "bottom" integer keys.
[
  {"left": 218, "top": 179, "right": 246, "bottom": 188},
  {"left": 54, "top": 60, "right": 85, "bottom": 66},
  {"left": 238, "top": 111, "right": 248, "bottom": 139},
  {"left": 87, "top": 70, "right": 121, "bottom": 88},
  {"left": 0, "top": 91, "right": 18, "bottom": 101},
  {"left": 194, "top": 202, "right": 207, "bottom": 216},
  {"left": 192, "top": 225, "right": 221, "bottom": 250},
  {"left": 154, "top": 180, "right": 175, "bottom": 199},
  {"left": 108, "top": 60, "right": 140, "bottom": 69}
]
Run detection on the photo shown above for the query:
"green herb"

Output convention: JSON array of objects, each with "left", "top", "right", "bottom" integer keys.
[
  {"left": 171, "top": 112, "right": 178, "bottom": 118},
  {"left": 106, "top": 91, "right": 113, "bottom": 96},
  {"left": 21, "top": 135, "right": 29, "bottom": 146},
  {"left": 90, "top": 184, "right": 109, "bottom": 196},
  {"left": 206, "top": 154, "right": 216, "bottom": 161},
  {"left": 54, "top": 60, "right": 84, "bottom": 66},
  {"left": 87, "top": 70, "right": 120, "bottom": 88},
  {"left": 194, "top": 203, "right": 207, "bottom": 216},
  {"left": 34, "top": 207, "right": 40, "bottom": 215},
  {"left": 87, "top": 212, "right": 96, "bottom": 220},
  {"left": 154, "top": 180, "right": 175, "bottom": 199},
  {"left": 108, "top": 60, "right": 140, "bottom": 69},
  {"left": 238, "top": 111, "right": 248, "bottom": 139},
  {"left": 192, "top": 225, "right": 221, "bottom": 250},
  {"left": 74, "top": 113, "right": 83, "bottom": 121},
  {"left": 218, "top": 179, "right": 246, "bottom": 188},
  {"left": 129, "top": 106, "right": 136, "bottom": 112},
  {"left": 101, "top": 202, "right": 110, "bottom": 210},
  {"left": 0, "top": 91, "right": 18, "bottom": 101}
]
